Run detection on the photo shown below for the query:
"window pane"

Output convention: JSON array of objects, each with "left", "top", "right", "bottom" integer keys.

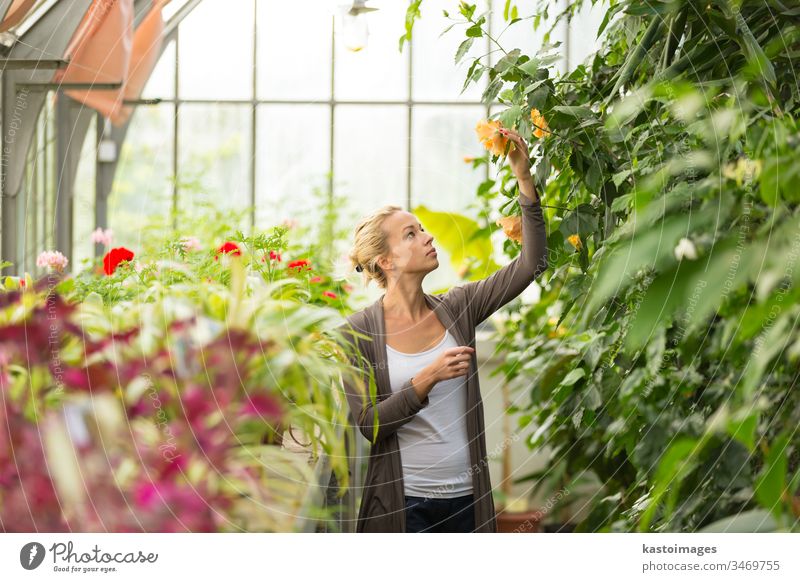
[
  {"left": 489, "top": 0, "right": 568, "bottom": 75},
  {"left": 333, "top": 0, "right": 408, "bottom": 101},
  {"left": 411, "top": 8, "right": 486, "bottom": 102},
  {"left": 141, "top": 39, "right": 175, "bottom": 100},
  {"left": 333, "top": 105, "right": 407, "bottom": 211},
  {"left": 177, "top": 104, "right": 252, "bottom": 225},
  {"left": 255, "top": 104, "right": 330, "bottom": 227},
  {"left": 410, "top": 106, "right": 487, "bottom": 292},
  {"left": 178, "top": 0, "right": 254, "bottom": 100},
  {"left": 411, "top": 105, "right": 486, "bottom": 212},
  {"left": 72, "top": 116, "right": 97, "bottom": 269},
  {"left": 109, "top": 105, "right": 175, "bottom": 249},
  {"left": 568, "top": 0, "right": 608, "bottom": 71},
  {"left": 257, "top": 0, "right": 332, "bottom": 101}
]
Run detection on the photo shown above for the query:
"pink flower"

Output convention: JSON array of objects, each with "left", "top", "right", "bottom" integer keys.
[
  {"left": 180, "top": 237, "right": 201, "bottom": 252},
  {"left": 281, "top": 218, "right": 298, "bottom": 230},
  {"left": 35, "top": 251, "right": 69, "bottom": 273},
  {"left": 90, "top": 227, "right": 113, "bottom": 246},
  {"left": 309, "top": 276, "right": 323, "bottom": 284},
  {"left": 241, "top": 392, "right": 283, "bottom": 421}
]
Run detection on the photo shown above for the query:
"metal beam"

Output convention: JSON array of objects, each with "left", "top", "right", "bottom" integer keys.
[
  {"left": 0, "top": 58, "right": 67, "bottom": 70},
  {"left": 0, "top": 0, "right": 61, "bottom": 49},
  {"left": 18, "top": 81, "right": 123, "bottom": 91},
  {"left": 0, "top": 0, "right": 92, "bottom": 276},
  {"left": 163, "top": 0, "right": 203, "bottom": 38},
  {"left": 54, "top": 90, "right": 73, "bottom": 266}
]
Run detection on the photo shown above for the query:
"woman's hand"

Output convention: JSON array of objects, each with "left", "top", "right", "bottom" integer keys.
[
  {"left": 499, "top": 127, "right": 539, "bottom": 202},
  {"left": 410, "top": 345, "right": 476, "bottom": 400}
]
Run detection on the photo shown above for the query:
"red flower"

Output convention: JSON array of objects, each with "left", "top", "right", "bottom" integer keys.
[
  {"left": 214, "top": 242, "right": 241, "bottom": 261},
  {"left": 309, "top": 276, "right": 323, "bottom": 284},
  {"left": 269, "top": 250, "right": 282, "bottom": 261},
  {"left": 103, "top": 247, "right": 135, "bottom": 276},
  {"left": 287, "top": 259, "right": 312, "bottom": 272},
  {"left": 322, "top": 291, "right": 338, "bottom": 300}
]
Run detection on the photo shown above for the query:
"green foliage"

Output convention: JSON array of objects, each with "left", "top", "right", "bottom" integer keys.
[{"left": 408, "top": 0, "right": 800, "bottom": 531}]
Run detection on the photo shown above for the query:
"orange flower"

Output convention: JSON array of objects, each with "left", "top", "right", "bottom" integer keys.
[
  {"left": 567, "top": 234, "right": 582, "bottom": 251},
  {"left": 530, "top": 108, "right": 549, "bottom": 139},
  {"left": 495, "top": 215, "right": 522, "bottom": 243},
  {"left": 463, "top": 155, "right": 476, "bottom": 163},
  {"left": 475, "top": 119, "right": 513, "bottom": 156}
]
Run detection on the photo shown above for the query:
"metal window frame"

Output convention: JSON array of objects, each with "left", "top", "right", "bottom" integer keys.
[{"left": 163, "top": 0, "right": 570, "bottom": 224}]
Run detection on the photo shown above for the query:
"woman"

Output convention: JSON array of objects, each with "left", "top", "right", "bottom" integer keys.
[{"left": 335, "top": 127, "right": 547, "bottom": 533}]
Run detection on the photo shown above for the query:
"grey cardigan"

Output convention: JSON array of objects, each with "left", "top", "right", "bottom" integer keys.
[{"left": 335, "top": 193, "right": 548, "bottom": 532}]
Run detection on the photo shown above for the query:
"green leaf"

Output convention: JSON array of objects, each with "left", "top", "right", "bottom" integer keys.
[
  {"left": 518, "top": 57, "right": 541, "bottom": 77},
  {"left": 699, "top": 509, "right": 777, "bottom": 533},
  {"left": 560, "top": 367, "right": 586, "bottom": 387},
  {"left": 755, "top": 432, "right": 790, "bottom": 519},
  {"left": 412, "top": 205, "right": 501, "bottom": 279},
  {"left": 482, "top": 78, "right": 504, "bottom": 104},
  {"left": 455, "top": 38, "right": 474, "bottom": 64},
  {"left": 461, "top": 59, "right": 484, "bottom": 93},
  {"left": 497, "top": 105, "right": 521, "bottom": 128},
  {"left": 558, "top": 203, "right": 598, "bottom": 239},
  {"left": 726, "top": 410, "right": 759, "bottom": 453},
  {"left": 466, "top": 23, "right": 483, "bottom": 38},
  {"left": 398, "top": 0, "right": 423, "bottom": 53},
  {"left": 459, "top": 2, "right": 476, "bottom": 20},
  {"left": 494, "top": 48, "right": 521, "bottom": 74},
  {"left": 551, "top": 105, "right": 594, "bottom": 119}
]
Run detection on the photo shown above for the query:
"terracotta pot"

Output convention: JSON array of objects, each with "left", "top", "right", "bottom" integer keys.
[{"left": 495, "top": 508, "right": 543, "bottom": 533}]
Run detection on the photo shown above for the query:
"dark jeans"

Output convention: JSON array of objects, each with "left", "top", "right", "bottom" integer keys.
[{"left": 404, "top": 493, "right": 475, "bottom": 533}]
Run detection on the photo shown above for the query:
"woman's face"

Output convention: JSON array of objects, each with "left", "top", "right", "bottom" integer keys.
[{"left": 379, "top": 210, "right": 438, "bottom": 280}]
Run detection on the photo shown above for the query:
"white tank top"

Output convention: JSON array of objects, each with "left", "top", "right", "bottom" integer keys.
[{"left": 386, "top": 329, "right": 473, "bottom": 498}]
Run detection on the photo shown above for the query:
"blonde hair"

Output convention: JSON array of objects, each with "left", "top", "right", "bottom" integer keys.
[{"left": 348, "top": 205, "right": 403, "bottom": 289}]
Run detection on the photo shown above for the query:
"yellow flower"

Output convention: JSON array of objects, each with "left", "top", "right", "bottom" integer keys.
[
  {"left": 475, "top": 119, "right": 513, "bottom": 156},
  {"left": 530, "top": 108, "right": 550, "bottom": 139},
  {"left": 722, "top": 157, "right": 762, "bottom": 186},
  {"left": 496, "top": 215, "right": 522, "bottom": 243},
  {"left": 567, "top": 234, "right": 582, "bottom": 251}
]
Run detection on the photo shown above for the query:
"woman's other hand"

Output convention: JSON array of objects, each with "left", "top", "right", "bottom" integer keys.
[{"left": 410, "top": 345, "right": 476, "bottom": 399}]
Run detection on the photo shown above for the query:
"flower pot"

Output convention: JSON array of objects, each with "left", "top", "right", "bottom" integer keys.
[{"left": 495, "top": 507, "right": 543, "bottom": 533}]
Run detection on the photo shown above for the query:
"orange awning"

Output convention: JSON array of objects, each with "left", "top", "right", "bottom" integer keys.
[
  {"left": 55, "top": 0, "right": 135, "bottom": 121},
  {"left": 113, "top": 0, "right": 169, "bottom": 125}
]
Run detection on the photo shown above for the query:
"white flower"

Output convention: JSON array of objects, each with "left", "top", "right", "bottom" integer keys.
[
  {"left": 674, "top": 237, "right": 698, "bottom": 261},
  {"left": 90, "top": 227, "right": 113, "bottom": 246},
  {"left": 36, "top": 250, "right": 69, "bottom": 272}
]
